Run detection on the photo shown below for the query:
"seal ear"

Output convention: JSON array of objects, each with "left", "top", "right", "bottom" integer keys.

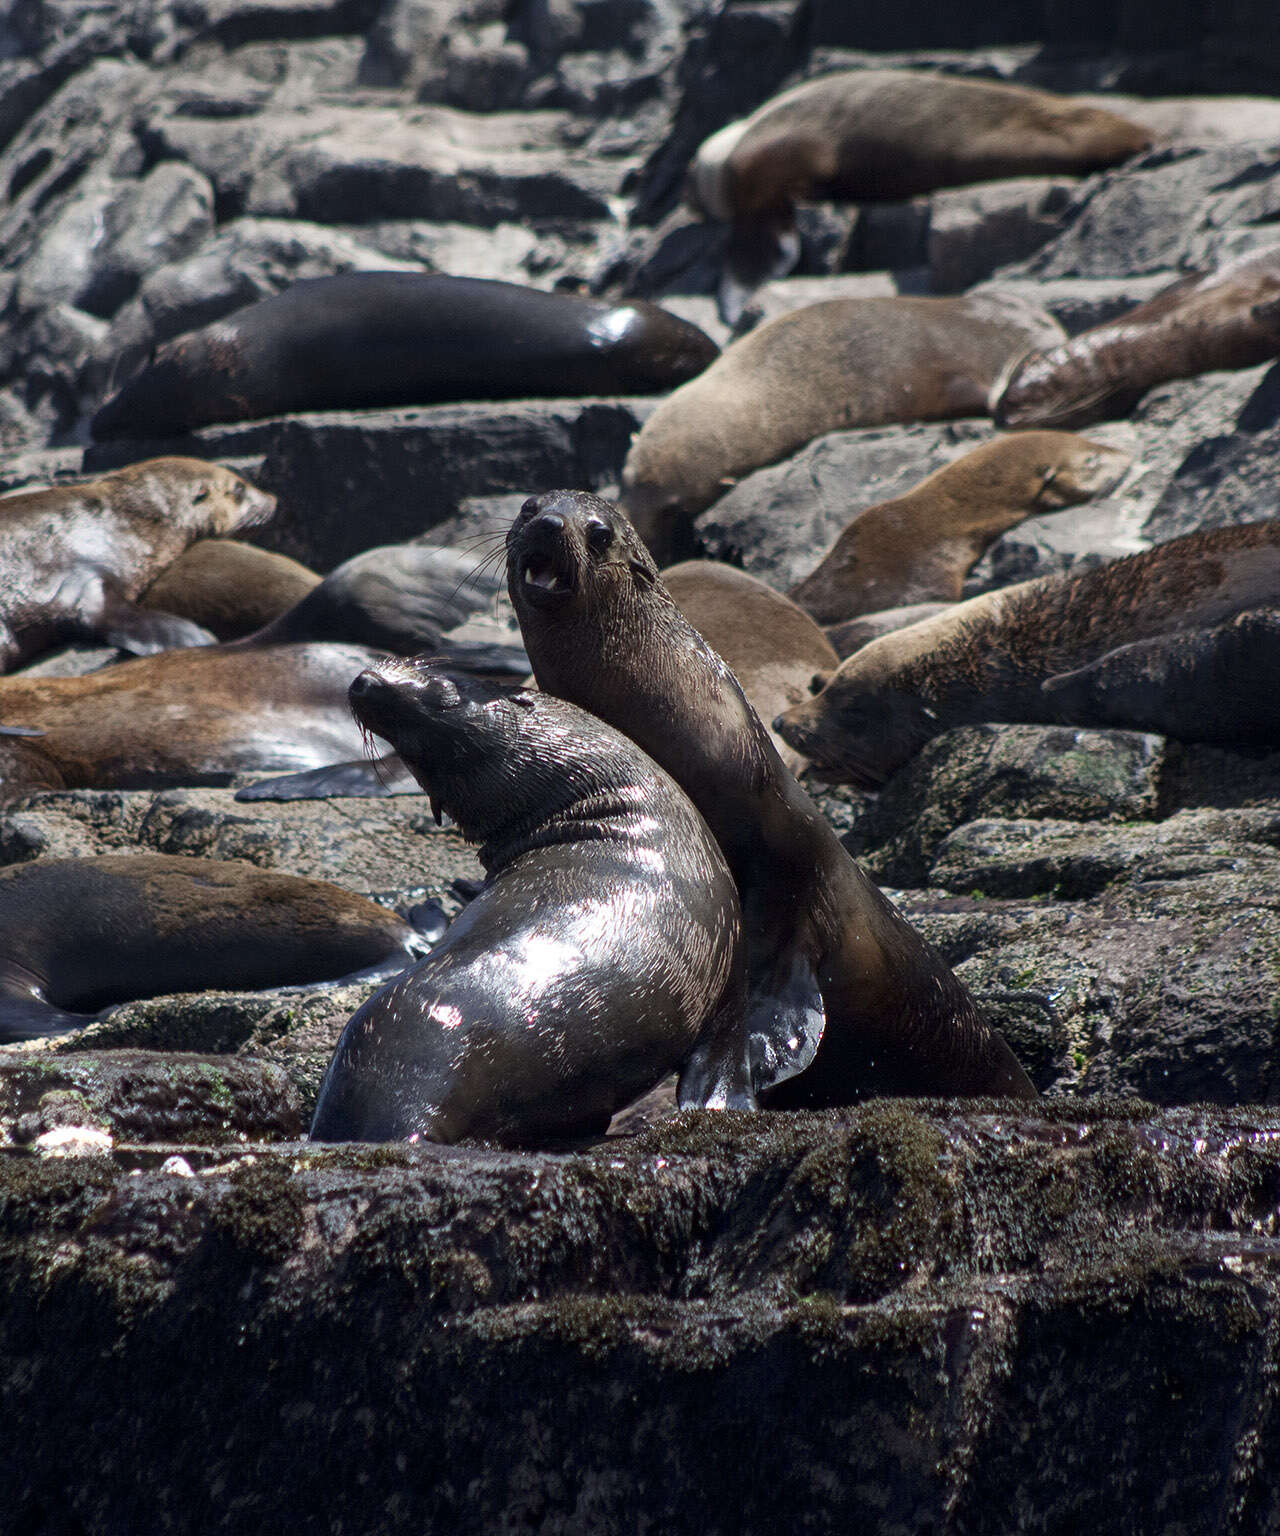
[{"left": 809, "top": 669, "right": 833, "bottom": 695}]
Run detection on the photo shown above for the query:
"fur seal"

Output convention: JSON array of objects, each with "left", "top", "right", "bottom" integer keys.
[
  {"left": 789, "top": 432, "right": 1132, "bottom": 624},
  {"left": 507, "top": 489, "right": 1035, "bottom": 1106},
  {"left": 824, "top": 601, "right": 956, "bottom": 659},
  {"left": 140, "top": 540, "right": 321, "bottom": 640},
  {"left": 619, "top": 292, "right": 1066, "bottom": 562},
  {"left": 661, "top": 559, "right": 838, "bottom": 774},
  {"left": 686, "top": 69, "right": 1152, "bottom": 320},
  {"left": 309, "top": 664, "right": 747, "bottom": 1144},
  {"left": 0, "top": 642, "right": 382, "bottom": 803},
  {"left": 777, "top": 521, "right": 1280, "bottom": 786},
  {"left": 993, "top": 245, "right": 1280, "bottom": 430},
  {"left": 0, "top": 853, "right": 431, "bottom": 1043},
  {"left": 91, "top": 274, "right": 721, "bottom": 440},
  {"left": 0, "top": 459, "right": 276, "bottom": 672}
]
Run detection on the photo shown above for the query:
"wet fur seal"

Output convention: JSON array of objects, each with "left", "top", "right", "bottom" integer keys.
[
  {"left": 687, "top": 69, "right": 1151, "bottom": 321},
  {"left": 0, "top": 853, "right": 431, "bottom": 1043},
  {"left": 91, "top": 274, "right": 721, "bottom": 440},
  {"left": 0, "top": 642, "right": 382, "bottom": 803},
  {"left": 789, "top": 432, "right": 1132, "bottom": 624},
  {"left": 993, "top": 245, "right": 1280, "bottom": 430},
  {"left": 141, "top": 540, "right": 321, "bottom": 640},
  {"left": 309, "top": 664, "right": 746, "bottom": 1143},
  {"left": 661, "top": 559, "right": 838, "bottom": 774},
  {"left": 620, "top": 292, "right": 1065, "bottom": 562},
  {"left": 507, "top": 489, "right": 1035, "bottom": 1106},
  {"left": 0, "top": 459, "right": 275, "bottom": 672},
  {"left": 777, "top": 521, "right": 1280, "bottom": 786}
]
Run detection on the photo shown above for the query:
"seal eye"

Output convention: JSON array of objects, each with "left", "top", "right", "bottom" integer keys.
[
  {"left": 422, "top": 677, "right": 461, "bottom": 710},
  {"left": 585, "top": 518, "right": 613, "bottom": 555}
]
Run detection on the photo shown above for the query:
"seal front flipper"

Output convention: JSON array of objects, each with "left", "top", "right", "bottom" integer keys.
[
  {"left": 100, "top": 601, "right": 217, "bottom": 657},
  {"left": 719, "top": 220, "right": 801, "bottom": 326},
  {"left": 235, "top": 754, "right": 418, "bottom": 801}
]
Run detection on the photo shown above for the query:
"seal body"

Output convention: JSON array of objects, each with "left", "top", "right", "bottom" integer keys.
[
  {"left": 687, "top": 69, "right": 1151, "bottom": 319},
  {"left": 508, "top": 490, "right": 1035, "bottom": 1107},
  {"left": 0, "top": 459, "right": 275, "bottom": 671},
  {"left": 789, "top": 432, "right": 1132, "bottom": 623},
  {"left": 662, "top": 559, "right": 838, "bottom": 774},
  {"left": 141, "top": 540, "right": 321, "bottom": 640},
  {"left": 619, "top": 292, "right": 1065, "bottom": 560},
  {"left": 310, "top": 665, "right": 745, "bottom": 1144},
  {"left": 91, "top": 273, "right": 721, "bottom": 440},
  {"left": 778, "top": 521, "right": 1280, "bottom": 786},
  {"left": 0, "top": 854, "right": 429, "bottom": 1042},
  {"left": 993, "top": 245, "right": 1280, "bottom": 429}
]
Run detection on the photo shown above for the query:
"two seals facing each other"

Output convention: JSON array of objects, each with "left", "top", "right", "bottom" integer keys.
[
  {"left": 619, "top": 291, "right": 1065, "bottom": 561},
  {"left": 686, "top": 69, "right": 1152, "bottom": 319},
  {"left": 0, "top": 459, "right": 275, "bottom": 672},
  {"left": 778, "top": 520, "right": 1280, "bottom": 786},
  {"left": 310, "top": 665, "right": 747, "bottom": 1144},
  {"left": 91, "top": 273, "right": 721, "bottom": 440},
  {"left": 507, "top": 490, "right": 1035, "bottom": 1107},
  {"left": 0, "top": 853, "right": 430, "bottom": 1043}
]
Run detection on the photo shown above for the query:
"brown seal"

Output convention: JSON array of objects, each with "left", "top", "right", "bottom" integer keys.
[
  {"left": 0, "top": 642, "right": 381, "bottom": 804},
  {"left": 140, "top": 540, "right": 321, "bottom": 640},
  {"left": 993, "top": 245, "right": 1280, "bottom": 430},
  {"left": 619, "top": 292, "right": 1065, "bottom": 562},
  {"left": 310, "top": 665, "right": 746, "bottom": 1143},
  {"left": 0, "top": 853, "right": 431, "bottom": 1043},
  {"left": 777, "top": 521, "right": 1280, "bottom": 787},
  {"left": 507, "top": 489, "right": 1036, "bottom": 1106},
  {"left": 0, "top": 458, "right": 276, "bottom": 671},
  {"left": 662, "top": 559, "right": 838, "bottom": 774},
  {"left": 824, "top": 601, "right": 956, "bottom": 659},
  {"left": 687, "top": 69, "right": 1152, "bottom": 320},
  {"left": 788, "top": 432, "right": 1132, "bottom": 624}
]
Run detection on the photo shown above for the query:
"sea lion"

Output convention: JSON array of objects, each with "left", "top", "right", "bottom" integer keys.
[
  {"left": 993, "top": 245, "right": 1280, "bottom": 430},
  {"left": 507, "top": 489, "right": 1035, "bottom": 1106},
  {"left": 91, "top": 273, "right": 721, "bottom": 440},
  {"left": 0, "top": 853, "right": 432, "bottom": 1043},
  {"left": 309, "top": 664, "right": 747, "bottom": 1144},
  {"left": 686, "top": 69, "right": 1152, "bottom": 320},
  {"left": 661, "top": 559, "right": 838, "bottom": 774},
  {"left": 777, "top": 521, "right": 1280, "bottom": 787},
  {"left": 788, "top": 432, "right": 1132, "bottom": 624},
  {"left": 619, "top": 292, "right": 1065, "bottom": 562},
  {"left": 141, "top": 540, "right": 321, "bottom": 640},
  {"left": 0, "top": 642, "right": 381, "bottom": 804},
  {"left": 0, "top": 459, "right": 276, "bottom": 672}
]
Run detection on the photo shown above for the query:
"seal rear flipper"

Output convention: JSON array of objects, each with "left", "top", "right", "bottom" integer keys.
[
  {"left": 235, "top": 755, "right": 417, "bottom": 801},
  {"left": 719, "top": 220, "right": 802, "bottom": 327},
  {"left": 0, "top": 724, "right": 44, "bottom": 737},
  {"left": 433, "top": 640, "right": 531, "bottom": 677},
  {"left": 741, "top": 947, "right": 827, "bottom": 1094},
  {"left": 100, "top": 602, "right": 218, "bottom": 657}
]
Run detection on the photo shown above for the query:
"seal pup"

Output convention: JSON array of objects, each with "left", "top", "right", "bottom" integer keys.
[
  {"left": 0, "top": 459, "right": 276, "bottom": 672},
  {"left": 619, "top": 292, "right": 1065, "bottom": 561},
  {"left": 309, "top": 664, "right": 747, "bottom": 1144},
  {"left": 507, "top": 490, "right": 1035, "bottom": 1106},
  {"left": 789, "top": 432, "right": 1132, "bottom": 624},
  {"left": 993, "top": 245, "right": 1280, "bottom": 430},
  {"left": 141, "top": 540, "right": 321, "bottom": 640},
  {"left": 777, "top": 521, "right": 1280, "bottom": 786},
  {"left": 661, "top": 559, "right": 838, "bottom": 774},
  {"left": 686, "top": 69, "right": 1152, "bottom": 320},
  {"left": 0, "top": 853, "right": 432, "bottom": 1043},
  {"left": 91, "top": 274, "right": 721, "bottom": 440}
]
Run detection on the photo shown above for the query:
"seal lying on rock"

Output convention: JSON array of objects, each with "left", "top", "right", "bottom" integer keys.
[
  {"left": 619, "top": 292, "right": 1065, "bottom": 561},
  {"left": 0, "top": 459, "right": 275, "bottom": 672},
  {"left": 992, "top": 245, "right": 1280, "bottom": 429},
  {"left": 309, "top": 664, "right": 746, "bottom": 1144},
  {"left": 777, "top": 521, "right": 1280, "bottom": 786},
  {"left": 507, "top": 490, "right": 1035, "bottom": 1106},
  {"left": 688, "top": 68, "right": 1152, "bottom": 319},
  {"left": 140, "top": 540, "right": 321, "bottom": 640},
  {"left": 0, "top": 854, "right": 431, "bottom": 1043},
  {"left": 788, "top": 432, "right": 1132, "bottom": 624},
  {"left": 90, "top": 273, "right": 720, "bottom": 439}
]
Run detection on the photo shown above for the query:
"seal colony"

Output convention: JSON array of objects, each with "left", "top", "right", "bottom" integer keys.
[{"left": 310, "top": 664, "right": 746, "bottom": 1143}]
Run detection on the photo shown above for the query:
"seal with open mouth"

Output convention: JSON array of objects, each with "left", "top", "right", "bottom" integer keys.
[
  {"left": 309, "top": 663, "right": 746, "bottom": 1144},
  {"left": 507, "top": 490, "right": 1036, "bottom": 1107}
]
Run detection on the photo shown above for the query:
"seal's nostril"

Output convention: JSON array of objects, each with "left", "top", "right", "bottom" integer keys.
[
  {"left": 535, "top": 512, "right": 566, "bottom": 533},
  {"left": 349, "top": 671, "right": 379, "bottom": 699},
  {"left": 520, "top": 495, "right": 540, "bottom": 517}
]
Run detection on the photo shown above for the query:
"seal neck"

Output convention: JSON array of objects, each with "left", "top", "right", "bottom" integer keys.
[{"left": 477, "top": 786, "right": 651, "bottom": 872}]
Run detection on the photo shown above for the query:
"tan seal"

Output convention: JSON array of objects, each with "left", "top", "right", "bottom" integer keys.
[
  {"left": 0, "top": 458, "right": 276, "bottom": 671},
  {"left": 140, "top": 540, "right": 321, "bottom": 640},
  {"left": 777, "top": 520, "right": 1280, "bottom": 787},
  {"left": 619, "top": 292, "right": 1065, "bottom": 562},
  {"left": 789, "top": 431, "right": 1132, "bottom": 624},
  {"left": 993, "top": 244, "right": 1280, "bottom": 429}
]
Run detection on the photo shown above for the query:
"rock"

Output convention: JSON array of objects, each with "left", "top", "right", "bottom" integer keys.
[
  {"left": 927, "top": 177, "right": 1077, "bottom": 292},
  {"left": 970, "top": 271, "right": 1183, "bottom": 333}
]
